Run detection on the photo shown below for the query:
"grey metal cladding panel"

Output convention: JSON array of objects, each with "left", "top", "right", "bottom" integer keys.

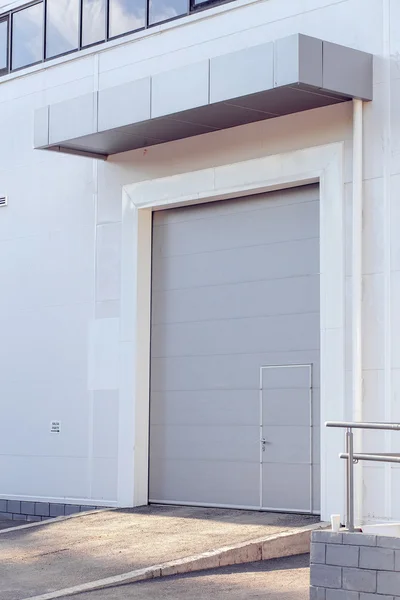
[
  {"left": 228, "top": 86, "right": 345, "bottom": 117},
  {"left": 61, "top": 130, "right": 163, "bottom": 155},
  {"left": 261, "top": 366, "right": 311, "bottom": 389},
  {"left": 210, "top": 43, "right": 273, "bottom": 104},
  {"left": 274, "top": 34, "right": 322, "bottom": 88},
  {"left": 154, "top": 199, "right": 319, "bottom": 257},
  {"left": 150, "top": 390, "right": 260, "bottom": 426},
  {"left": 313, "top": 426, "right": 321, "bottom": 463},
  {"left": 150, "top": 354, "right": 262, "bottom": 392},
  {"left": 150, "top": 352, "right": 320, "bottom": 392},
  {"left": 98, "top": 78, "right": 151, "bottom": 132},
  {"left": 262, "top": 463, "right": 311, "bottom": 510},
  {"left": 123, "top": 116, "right": 216, "bottom": 143},
  {"left": 162, "top": 187, "right": 320, "bottom": 224},
  {"left": 156, "top": 117, "right": 217, "bottom": 142},
  {"left": 150, "top": 424, "right": 259, "bottom": 462},
  {"left": 49, "top": 93, "right": 97, "bottom": 145},
  {"left": 153, "top": 184, "right": 319, "bottom": 225},
  {"left": 34, "top": 106, "right": 49, "bottom": 148},
  {"left": 152, "top": 237, "right": 320, "bottom": 292},
  {"left": 313, "top": 389, "right": 321, "bottom": 426},
  {"left": 151, "top": 312, "right": 320, "bottom": 357},
  {"left": 298, "top": 35, "right": 323, "bottom": 87},
  {"left": 152, "top": 275, "right": 320, "bottom": 325},
  {"left": 313, "top": 466, "right": 321, "bottom": 511},
  {"left": 151, "top": 60, "right": 209, "bottom": 118},
  {"left": 149, "top": 458, "right": 260, "bottom": 506},
  {"left": 163, "top": 102, "right": 277, "bottom": 130},
  {"left": 322, "top": 41, "right": 373, "bottom": 101},
  {"left": 274, "top": 34, "right": 300, "bottom": 87}
]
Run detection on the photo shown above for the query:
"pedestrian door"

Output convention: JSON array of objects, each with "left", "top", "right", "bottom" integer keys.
[{"left": 260, "top": 364, "right": 315, "bottom": 513}]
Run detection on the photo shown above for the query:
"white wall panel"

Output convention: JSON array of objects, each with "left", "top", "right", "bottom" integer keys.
[{"left": 0, "top": 0, "right": 396, "bottom": 520}]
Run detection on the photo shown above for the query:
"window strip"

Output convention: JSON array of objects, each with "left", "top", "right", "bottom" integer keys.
[{"left": 0, "top": 0, "right": 233, "bottom": 78}]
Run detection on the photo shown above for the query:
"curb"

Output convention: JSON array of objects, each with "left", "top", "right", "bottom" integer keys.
[{"left": 23, "top": 521, "right": 327, "bottom": 600}]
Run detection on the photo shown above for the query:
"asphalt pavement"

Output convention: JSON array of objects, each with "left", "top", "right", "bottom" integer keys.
[
  {"left": 0, "top": 505, "right": 317, "bottom": 600},
  {"left": 58, "top": 554, "right": 310, "bottom": 600}
]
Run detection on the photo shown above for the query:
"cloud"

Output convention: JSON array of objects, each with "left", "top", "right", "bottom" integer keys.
[
  {"left": 46, "top": 0, "right": 79, "bottom": 57},
  {"left": 109, "top": 0, "right": 145, "bottom": 37}
]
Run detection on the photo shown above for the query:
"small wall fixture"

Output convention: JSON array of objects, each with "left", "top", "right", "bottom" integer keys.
[{"left": 0, "top": 196, "right": 7, "bottom": 207}]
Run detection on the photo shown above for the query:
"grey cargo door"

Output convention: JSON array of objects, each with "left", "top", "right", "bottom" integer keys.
[{"left": 149, "top": 184, "right": 320, "bottom": 511}]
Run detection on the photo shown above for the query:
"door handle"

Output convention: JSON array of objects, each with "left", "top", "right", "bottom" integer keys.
[{"left": 261, "top": 437, "right": 267, "bottom": 452}]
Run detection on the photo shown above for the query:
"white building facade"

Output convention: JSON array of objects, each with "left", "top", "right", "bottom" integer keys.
[{"left": 0, "top": 0, "right": 397, "bottom": 524}]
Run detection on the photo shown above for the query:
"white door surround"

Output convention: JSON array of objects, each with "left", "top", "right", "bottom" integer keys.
[{"left": 119, "top": 142, "right": 346, "bottom": 522}]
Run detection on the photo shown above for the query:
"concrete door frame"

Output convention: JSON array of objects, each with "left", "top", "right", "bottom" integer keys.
[{"left": 119, "top": 141, "right": 346, "bottom": 522}]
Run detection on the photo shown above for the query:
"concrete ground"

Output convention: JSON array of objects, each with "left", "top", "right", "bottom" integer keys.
[
  {"left": 58, "top": 554, "right": 310, "bottom": 600},
  {"left": 0, "top": 505, "right": 317, "bottom": 600}
]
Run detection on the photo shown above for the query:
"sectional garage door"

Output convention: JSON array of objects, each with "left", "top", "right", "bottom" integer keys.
[{"left": 149, "top": 184, "right": 320, "bottom": 513}]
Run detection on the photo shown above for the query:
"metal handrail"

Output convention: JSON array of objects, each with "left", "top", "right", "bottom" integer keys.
[
  {"left": 326, "top": 421, "right": 400, "bottom": 431},
  {"left": 325, "top": 421, "right": 400, "bottom": 532},
  {"left": 340, "top": 453, "right": 400, "bottom": 463}
]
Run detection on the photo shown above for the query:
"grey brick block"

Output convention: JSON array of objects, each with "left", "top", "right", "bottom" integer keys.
[
  {"left": 310, "top": 586, "right": 326, "bottom": 600},
  {"left": 310, "top": 564, "right": 342, "bottom": 589},
  {"left": 343, "top": 567, "right": 377, "bottom": 592},
  {"left": 35, "top": 502, "right": 50, "bottom": 517},
  {"left": 0, "top": 499, "right": 7, "bottom": 512},
  {"left": 311, "top": 543, "right": 327, "bottom": 564},
  {"left": 12, "top": 514, "right": 26, "bottom": 521},
  {"left": 80, "top": 506, "right": 96, "bottom": 512},
  {"left": 327, "top": 543, "right": 359, "bottom": 567},
  {"left": 50, "top": 503, "right": 65, "bottom": 517},
  {"left": 65, "top": 505, "right": 81, "bottom": 515},
  {"left": 0, "top": 512, "right": 13, "bottom": 520},
  {"left": 378, "top": 536, "right": 400, "bottom": 550},
  {"left": 360, "top": 547, "right": 395, "bottom": 571},
  {"left": 342, "top": 533, "right": 377, "bottom": 547},
  {"left": 21, "top": 501, "right": 35, "bottom": 516},
  {"left": 7, "top": 500, "right": 21, "bottom": 514},
  {"left": 26, "top": 515, "right": 41, "bottom": 522},
  {"left": 378, "top": 571, "right": 400, "bottom": 595},
  {"left": 312, "top": 531, "right": 343, "bottom": 545},
  {"left": 326, "top": 590, "right": 359, "bottom": 600},
  {"left": 360, "top": 594, "right": 394, "bottom": 600}
]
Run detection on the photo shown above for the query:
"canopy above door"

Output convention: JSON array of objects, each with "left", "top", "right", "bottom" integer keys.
[{"left": 34, "top": 34, "right": 373, "bottom": 160}]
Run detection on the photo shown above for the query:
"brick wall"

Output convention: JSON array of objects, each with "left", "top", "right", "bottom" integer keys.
[
  {"left": 0, "top": 500, "right": 106, "bottom": 522},
  {"left": 310, "top": 530, "right": 400, "bottom": 599}
]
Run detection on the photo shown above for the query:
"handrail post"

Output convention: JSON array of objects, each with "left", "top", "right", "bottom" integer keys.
[{"left": 346, "top": 427, "right": 355, "bottom": 531}]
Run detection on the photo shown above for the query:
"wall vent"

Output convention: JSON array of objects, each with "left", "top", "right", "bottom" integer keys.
[{"left": 0, "top": 196, "right": 7, "bottom": 207}]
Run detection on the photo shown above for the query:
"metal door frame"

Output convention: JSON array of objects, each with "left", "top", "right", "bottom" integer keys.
[{"left": 259, "top": 363, "right": 315, "bottom": 514}]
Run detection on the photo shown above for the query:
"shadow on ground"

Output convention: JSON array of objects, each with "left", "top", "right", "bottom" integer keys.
[{"left": 119, "top": 505, "right": 319, "bottom": 527}]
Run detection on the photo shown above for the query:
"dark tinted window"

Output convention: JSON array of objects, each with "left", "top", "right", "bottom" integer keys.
[
  {"left": 82, "top": 0, "right": 106, "bottom": 47},
  {"left": 46, "top": 0, "right": 79, "bottom": 58},
  {"left": 149, "top": 0, "right": 187, "bottom": 25},
  {"left": 12, "top": 3, "right": 43, "bottom": 70},
  {"left": 0, "top": 19, "right": 8, "bottom": 71},
  {"left": 109, "top": 0, "right": 145, "bottom": 38}
]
